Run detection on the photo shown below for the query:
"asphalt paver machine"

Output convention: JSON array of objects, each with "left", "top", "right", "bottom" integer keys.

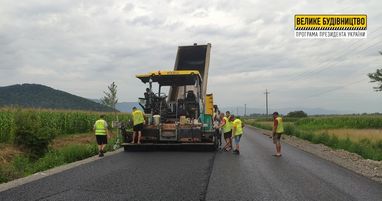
[{"left": 122, "top": 43, "right": 217, "bottom": 151}]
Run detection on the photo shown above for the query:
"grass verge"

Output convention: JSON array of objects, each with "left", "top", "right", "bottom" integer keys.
[
  {"left": 0, "top": 144, "right": 99, "bottom": 183},
  {"left": 244, "top": 119, "right": 382, "bottom": 161},
  {"left": 0, "top": 133, "right": 120, "bottom": 184}
]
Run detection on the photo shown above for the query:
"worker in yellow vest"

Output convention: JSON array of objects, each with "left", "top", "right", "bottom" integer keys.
[
  {"left": 93, "top": 114, "right": 110, "bottom": 157},
  {"left": 217, "top": 111, "right": 233, "bottom": 151},
  {"left": 272, "top": 112, "right": 284, "bottom": 157},
  {"left": 231, "top": 115, "right": 244, "bottom": 155},
  {"left": 131, "top": 107, "right": 145, "bottom": 144}
]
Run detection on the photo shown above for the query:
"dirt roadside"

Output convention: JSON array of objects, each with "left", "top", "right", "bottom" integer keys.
[
  {"left": 0, "top": 144, "right": 23, "bottom": 165},
  {"left": 249, "top": 126, "right": 382, "bottom": 183},
  {"left": 51, "top": 133, "right": 95, "bottom": 150}
]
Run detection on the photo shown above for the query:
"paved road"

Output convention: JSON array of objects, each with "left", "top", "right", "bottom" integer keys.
[{"left": 1, "top": 127, "right": 382, "bottom": 201}]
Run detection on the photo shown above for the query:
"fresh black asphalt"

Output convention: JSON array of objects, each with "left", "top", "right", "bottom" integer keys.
[{"left": 1, "top": 127, "right": 382, "bottom": 201}]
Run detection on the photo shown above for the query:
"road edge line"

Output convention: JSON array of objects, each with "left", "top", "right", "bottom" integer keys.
[{"left": 199, "top": 151, "right": 216, "bottom": 201}]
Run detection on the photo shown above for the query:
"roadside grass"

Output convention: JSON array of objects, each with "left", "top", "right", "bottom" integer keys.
[
  {"left": 244, "top": 119, "right": 273, "bottom": 130},
  {"left": 295, "top": 116, "right": 382, "bottom": 130},
  {"left": 51, "top": 132, "right": 95, "bottom": 150},
  {"left": 285, "top": 124, "right": 382, "bottom": 161},
  {"left": 4, "top": 143, "right": 99, "bottom": 181},
  {"left": 0, "top": 144, "right": 23, "bottom": 165},
  {"left": 244, "top": 119, "right": 292, "bottom": 131},
  {"left": 244, "top": 117, "right": 382, "bottom": 161},
  {"left": 0, "top": 132, "right": 120, "bottom": 184},
  {"left": 31, "top": 144, "right": 99, "bottom": 173},
  {"left": 244, "top": 117, "right": 301, "bottom": 122},
  {"left": 314, "top": 129, "right": 382, "bottom": 143}
]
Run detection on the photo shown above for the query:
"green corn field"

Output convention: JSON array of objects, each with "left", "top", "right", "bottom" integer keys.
[
  {"left": 294, "top": 116, "right": 382, "bottom": 130},
  {"left": 244, "top": 115, "right": 382, "bottom": 130},
  {"left": 0, "top": 108, "right": 131, "bottom": 143}
]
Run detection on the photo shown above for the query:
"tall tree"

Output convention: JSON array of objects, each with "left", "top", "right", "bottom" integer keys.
[
  {"left": 101, "top": 82, "right": 118, "bottom": 111},
  {"left": 368, "top": 69, "right": 382, "bottom": 91},
  {"left": 368, "top": 51, "right": 382, "bottom": 92}
]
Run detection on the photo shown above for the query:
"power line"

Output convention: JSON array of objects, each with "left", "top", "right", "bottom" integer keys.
[
  {"left": 295, "top": 40, "right": 382, "bottom": 81},
  {"left": 264, "top": 28, "right": 382, "bottom": 109},
  {"left": 293, "top": 40, "right": 382, "bottom": 82},
  {"left": 285, "top": 28, "right": 382, "bottom": 82},
  {"left": 289, "top": 41, "right": 366, "bottom": 80},
  {"left": 271, "top": 37, "right": 382, "bottom": 94},
  {"left": 306, "top": 78, "right": 368, "bottom": 99},
  {"left": 270, "top": 43, "right": 382, "bottom": 96},
  {"left": 304, "top": 49, "right": 381, "bottom": 98},
  {"left": 269, "top": 77, "right": 369, "bottom": 110}
]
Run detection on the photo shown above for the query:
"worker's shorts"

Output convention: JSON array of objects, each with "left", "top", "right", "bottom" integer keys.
[
  {"left": 223, "top": 131, "right": 232, "bottom": 139},
  {"left": 233, "top": 135, "right": 242, "bottom": 144},
  {"left": 96, "top": 135, "right": 108, "bottom": 145},
  {"left": 273, "top": 133, "right": 282, "bottom": 144},
  {"left": 133, "top": 123, "right": 144, "bottom": 132}
]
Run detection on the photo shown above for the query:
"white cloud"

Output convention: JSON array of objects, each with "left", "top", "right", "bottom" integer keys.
[{"left": 0, "top": 0, "right": 381, "bottom": 113}]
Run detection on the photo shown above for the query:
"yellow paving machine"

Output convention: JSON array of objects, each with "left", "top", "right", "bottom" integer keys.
[{"left": 122, "top": 43, "right": 217, "bottom": 151}]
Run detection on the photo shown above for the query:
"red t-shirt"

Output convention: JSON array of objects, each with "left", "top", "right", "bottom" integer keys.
[
  {"left": 221, "top": 118, "right": 226, "bottom": 126},
  {"left": 273, "top": 118, "right": 278, "bottom": 128}
]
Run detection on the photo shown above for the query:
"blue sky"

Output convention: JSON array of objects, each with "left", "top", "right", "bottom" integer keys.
[{"left": 0, "top": 0, "right": 381, "bottom": 113}]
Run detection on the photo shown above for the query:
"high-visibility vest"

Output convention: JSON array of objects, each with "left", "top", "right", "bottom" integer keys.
[
  {"left": 95, "top": 119, "right": 107, "bottom": 135},
  {"left": 132, "top": 110, "right": 145, "bottom": 126},
  {"left": 275, "top": 117, "right": 284, "bottom": 133},
  {"left": 222, "top": 116, "right": 232, "bottom": 133},
  {"left": 233, "top": 119, "right": 243, "bottom": 136}
]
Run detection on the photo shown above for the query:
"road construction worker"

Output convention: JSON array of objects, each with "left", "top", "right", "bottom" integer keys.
[
  {"left": 131, "top": 107, "right": 145, "bottom": 144},
  {"left": 93, "top": 114, "right": 110, "bottom": 157},
  {"left": 218, "top": 111, "right": 232, "bottom": 151},
  {"left": 213, "top": 105, "right": 222, "bottom": 147},
  {"left": 272, "top": 112, "right": 284, "bottom": 157},
  {"left": 144, "top": 88, "right": 157, "bottom": 110},
  {"left": 231, "top": 115, "right": 244, "bottom": 155}
]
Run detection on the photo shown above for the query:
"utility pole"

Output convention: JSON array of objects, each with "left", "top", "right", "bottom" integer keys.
[
  {"left": 244, "top": 104, "right": 247, "bottom": 117},
  {"left": 264, "top": 89, "right": 270, "bottom": 116}
]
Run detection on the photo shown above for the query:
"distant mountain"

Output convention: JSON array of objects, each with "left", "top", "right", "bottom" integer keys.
[
  {"left": 219, "top": 106, "right": 351, "bottom": 116},
  {"left": 0, "top": 84, "right": 114, "bottom": 112},
  {"left": 88, "top": 100, "right": 140, "bottom": 112},
  {"left": 116, "top": 102, "right": 141, "bottom": 112}
]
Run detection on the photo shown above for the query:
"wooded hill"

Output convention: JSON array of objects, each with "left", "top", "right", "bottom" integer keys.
[{"left": 0, "top": 84, "right": 114, "bottom": 112}]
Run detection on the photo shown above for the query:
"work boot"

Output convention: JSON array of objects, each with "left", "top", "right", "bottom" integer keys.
[{"left": 99, "top": 152, "right": 104, "bottom": 157}]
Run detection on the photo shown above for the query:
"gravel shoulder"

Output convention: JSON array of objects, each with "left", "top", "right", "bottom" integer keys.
[{"left": 248, "top": 126, "right": 382, "bottom": 183}]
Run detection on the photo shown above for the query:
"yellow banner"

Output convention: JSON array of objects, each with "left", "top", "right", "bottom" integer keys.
[{"left": 294, "top": 14, "right": 367, "bottom": 30}]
